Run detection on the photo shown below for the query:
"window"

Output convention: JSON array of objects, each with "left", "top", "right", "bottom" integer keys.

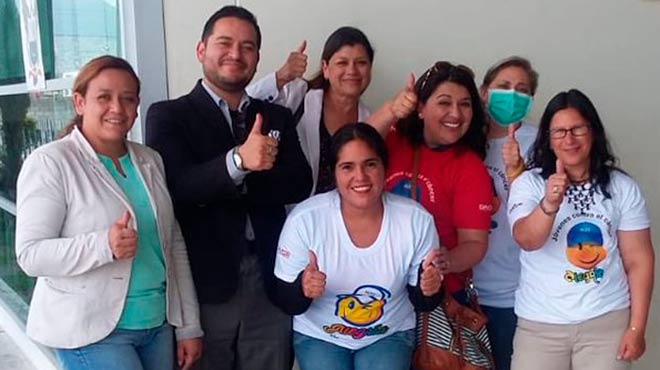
[{"left": 0, "top": 0, "right": 166, "bottom": 326}]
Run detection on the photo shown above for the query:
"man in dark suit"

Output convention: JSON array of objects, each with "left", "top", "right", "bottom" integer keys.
[{"left": 145, "top": 6, "right": 311, "bottom": 370}]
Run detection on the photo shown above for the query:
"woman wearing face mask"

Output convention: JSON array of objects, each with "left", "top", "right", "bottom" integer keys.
[
  {"left": 472, "top": 56, "right": 539, "bottom": 370},
  {"left": 15, "top": 56, "right": 203, "bottom": 370},
  {"left": 508, "top": 89, "right": 654, "bottom": 370},
  {"left": 273, "top": 123, "right": 443, "bottom": 370},
  {"left": 248, "top": 26, "right": 373, "bottom": 196}
]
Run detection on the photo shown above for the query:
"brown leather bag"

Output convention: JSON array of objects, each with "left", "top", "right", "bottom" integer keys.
[
  {"left": 409, "top": 148, "right": 494, "bottom": 370},
  {"left": 412, "top": 290, "right": 494, "bottom": 370}
]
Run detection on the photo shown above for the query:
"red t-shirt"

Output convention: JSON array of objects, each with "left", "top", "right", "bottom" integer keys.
[{"left": 385, "top": 131, "right": 493, "bottom": 293}]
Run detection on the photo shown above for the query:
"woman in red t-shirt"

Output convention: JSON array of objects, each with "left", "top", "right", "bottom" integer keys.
[{"left": 369, "top": 61, "right": 493, "bottom": 296}]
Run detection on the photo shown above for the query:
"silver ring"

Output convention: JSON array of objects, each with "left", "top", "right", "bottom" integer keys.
[{"left": 553, "top": 185, "right": 559, "bottom": 194}]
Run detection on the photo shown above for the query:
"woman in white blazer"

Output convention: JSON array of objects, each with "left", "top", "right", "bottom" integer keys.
[
  {"left": 15, "top": 56, "right": 203, "bottom": 370},
  {"left": 247, "top": 27, "right": 373, "bottom": 196}
]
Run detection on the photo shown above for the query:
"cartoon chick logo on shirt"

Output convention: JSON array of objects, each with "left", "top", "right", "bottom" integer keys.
[
  {"left": 323, "top": 285, "right": 391, "bottom": 340},
  {"left": 564, "top": 222, "right": 607, "bottom": 284}
]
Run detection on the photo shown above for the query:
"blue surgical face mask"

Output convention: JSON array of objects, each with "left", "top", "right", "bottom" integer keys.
[{"left": 487, "top": 89, "right": 533, "bottom": 126}]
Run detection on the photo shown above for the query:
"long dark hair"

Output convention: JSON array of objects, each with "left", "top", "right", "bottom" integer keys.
[
  {"left": 396, "top": 61, "right": 488, "bottom": 159},
  {"left": 61, "top": 55, "right": 140, "bottom": 137},
  {"left": 528, "top": 89, "right": 620, "bottom": 198},
  {"left": 307, "top": 27, "right": 374, "bottom": 91}
]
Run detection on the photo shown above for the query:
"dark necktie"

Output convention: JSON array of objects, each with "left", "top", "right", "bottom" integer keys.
[{"left": 229, "top": 109, "right": 247, "bottom": 144}]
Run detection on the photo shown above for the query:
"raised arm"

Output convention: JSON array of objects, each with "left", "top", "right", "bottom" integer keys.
[
  {"left": 367, "top": 73, "right": 417, "bottom": 137},
  {"left": 512, "top": 160, "right": 570, "bottom": 250},
  {"left": 246, "top": 41, "right": 308, "bottom": 110}
]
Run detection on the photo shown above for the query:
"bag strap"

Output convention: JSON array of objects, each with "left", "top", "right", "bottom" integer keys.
[
  {"left": 292, "top": 98, "right": 305, "bottom": 126},
  {"left": 420, "top": 311, "right": 430, "bottom": 345},
  {"left": 411, "top": 147, "right": 421, "bottom": 201}
]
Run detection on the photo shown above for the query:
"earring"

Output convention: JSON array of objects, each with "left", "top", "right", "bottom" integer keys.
[{"left": 418, "top": 113, "right": 424, "bottom": 119}]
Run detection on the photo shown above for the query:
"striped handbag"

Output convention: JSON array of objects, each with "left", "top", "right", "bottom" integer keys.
[{"left": 412, "top": 289, "right": 494, "bottom": 370}]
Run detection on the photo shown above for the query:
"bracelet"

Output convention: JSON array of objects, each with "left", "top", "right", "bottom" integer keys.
[
  {"left": 506, "top": 162, "right": 526, "bottom": 181},
  {"left": 539, "top": 197, "right": 559, "bottom": 215}
]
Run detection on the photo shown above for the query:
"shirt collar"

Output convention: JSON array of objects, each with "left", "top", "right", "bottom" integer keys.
[{"left": 201, "top": 79, "right": 251, "bottom": 112}]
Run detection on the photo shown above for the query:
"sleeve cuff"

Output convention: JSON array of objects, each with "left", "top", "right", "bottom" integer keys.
[{"left": 225, "top": 147, "right": 250, "bottom": 185}]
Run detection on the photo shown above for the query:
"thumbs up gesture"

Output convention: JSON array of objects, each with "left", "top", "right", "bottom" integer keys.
[
  {"left": 302, "top": 251, "right": 326, "bottom": 299},
  {"left": 108, "top": 210, "right": 138, "bottom": 260},
  {"left": 543, "top": 159, "right": 569, "bottom": 211},
  {"left": 237, "top": 113, "right": 279, "bottom": 171},
  {"left": 276, "top": 40, "right": 308, "bottom": 89},
  {"left": 390, "top": 73, "right": 418, "bottom": 120},
  {"left": 503, "top": 124, "right": 524, "bottom": 178},
  {"left": 420, "top": 249, "right": 444, "bottom": 297}
]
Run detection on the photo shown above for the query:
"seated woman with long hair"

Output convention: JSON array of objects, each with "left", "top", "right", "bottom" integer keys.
[{"left": 273, "top": 123, "right": 443, "bottom": 370}]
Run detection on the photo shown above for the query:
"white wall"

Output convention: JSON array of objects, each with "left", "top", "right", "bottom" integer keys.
[{"left": 163, "top": 1, "right": 660, "bottom": 368}]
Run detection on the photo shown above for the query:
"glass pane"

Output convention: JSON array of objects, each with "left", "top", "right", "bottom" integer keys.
[
  {"left": 0, "top": 0, "right": 55, "bottom": 85},
  {"left": 0, "top": 90, "right": 74, "bottom": 201},
  {"left": 52, "top": 0, "right": 120, "bottom": 79},
  {"left": 0, "top": 208, "right": 34, "bottom": 305}
]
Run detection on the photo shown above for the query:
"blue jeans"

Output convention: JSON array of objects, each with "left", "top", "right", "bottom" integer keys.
[
  {"left": 293, "top": 329, "right": 415, "bottom": 370},
  {"left": 481, "top": 305, "right": 517, "bottom": 370},
  {"left": 55, "top": 323, "right": 173, "bottom": 370}
]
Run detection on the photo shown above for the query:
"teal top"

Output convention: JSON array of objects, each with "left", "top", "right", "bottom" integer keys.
[{"left": 99, "top": 153, "right": 167, "bottom": 329}]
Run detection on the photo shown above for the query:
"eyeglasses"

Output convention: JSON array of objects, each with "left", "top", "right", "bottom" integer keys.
[
  {"left": 549, "top": 125, "right": 590, "bottom": 139},
  {"left": 419, "top": 62, "right": 475, "bottom": 92}
]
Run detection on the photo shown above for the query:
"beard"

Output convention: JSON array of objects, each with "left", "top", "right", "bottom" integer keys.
[{"left": 203, "top": 65, "right": 255, "bottom": 93}]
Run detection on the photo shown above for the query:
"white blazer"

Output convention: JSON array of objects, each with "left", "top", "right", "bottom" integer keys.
[
  {"left": 15, "top": 127, "right": 202, "bottom": 349},
  {"left": 248, "top": 73, "right": 371, "bottom": 195}
]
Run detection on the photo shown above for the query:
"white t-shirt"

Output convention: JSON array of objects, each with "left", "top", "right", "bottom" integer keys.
[
  {"left": 508, "top": 169, "right": 650, "bottom": 324},
  {"left": 275, "top": 191, "right": 439, "bottom": 349},
  {"left": 474, "top": 123, "right": 537, "bottom": 307}
]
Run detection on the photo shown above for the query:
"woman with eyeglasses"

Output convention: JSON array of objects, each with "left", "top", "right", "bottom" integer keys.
[
  {"left": 472, "top": 56, "right": 540, "bottom": 370},
  {"left": 507, "top": 89, "right": 654, "bottom": 370},
  {"left": 370, "top": 61, "right": 493, "bottom": 302}
]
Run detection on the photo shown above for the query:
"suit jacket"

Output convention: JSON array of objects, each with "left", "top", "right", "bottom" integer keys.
[
  {"left": 146, "top": 80, "right": 312, "bottom": 304},
  {"left": 15, "top": 127, "right": 202, "bottom": 348}
]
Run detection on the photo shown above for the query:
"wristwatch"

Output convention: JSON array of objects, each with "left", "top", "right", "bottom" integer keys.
[{"left": 232, "top": 146, "right": 244, "bottom": 171}]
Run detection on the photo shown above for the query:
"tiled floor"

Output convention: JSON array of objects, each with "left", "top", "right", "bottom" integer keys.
[{"left": 0, "top": 328, "right": 36, "bottom": 370}]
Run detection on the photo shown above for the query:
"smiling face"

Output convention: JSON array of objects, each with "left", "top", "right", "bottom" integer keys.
[
  {"left": 566, "top": 242, "right": 608, "bottom": 270},
  {"left": 419, "top": 81, "right": 473, "bottom": 147},
  {"left": 549, "top": 107, "right": 593, "bottom": 172},
  {"left": 73, "top": 68, "right": 139, "bottom": 151},
  {"left": 196, "top": 16, "right": 259, "bottom": 93},
  {"left": 335, "top": 138, "right": 385, "bottom": 213},
  {"left": 322, "top": 44, "right": 372, "bottom": 99}
]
